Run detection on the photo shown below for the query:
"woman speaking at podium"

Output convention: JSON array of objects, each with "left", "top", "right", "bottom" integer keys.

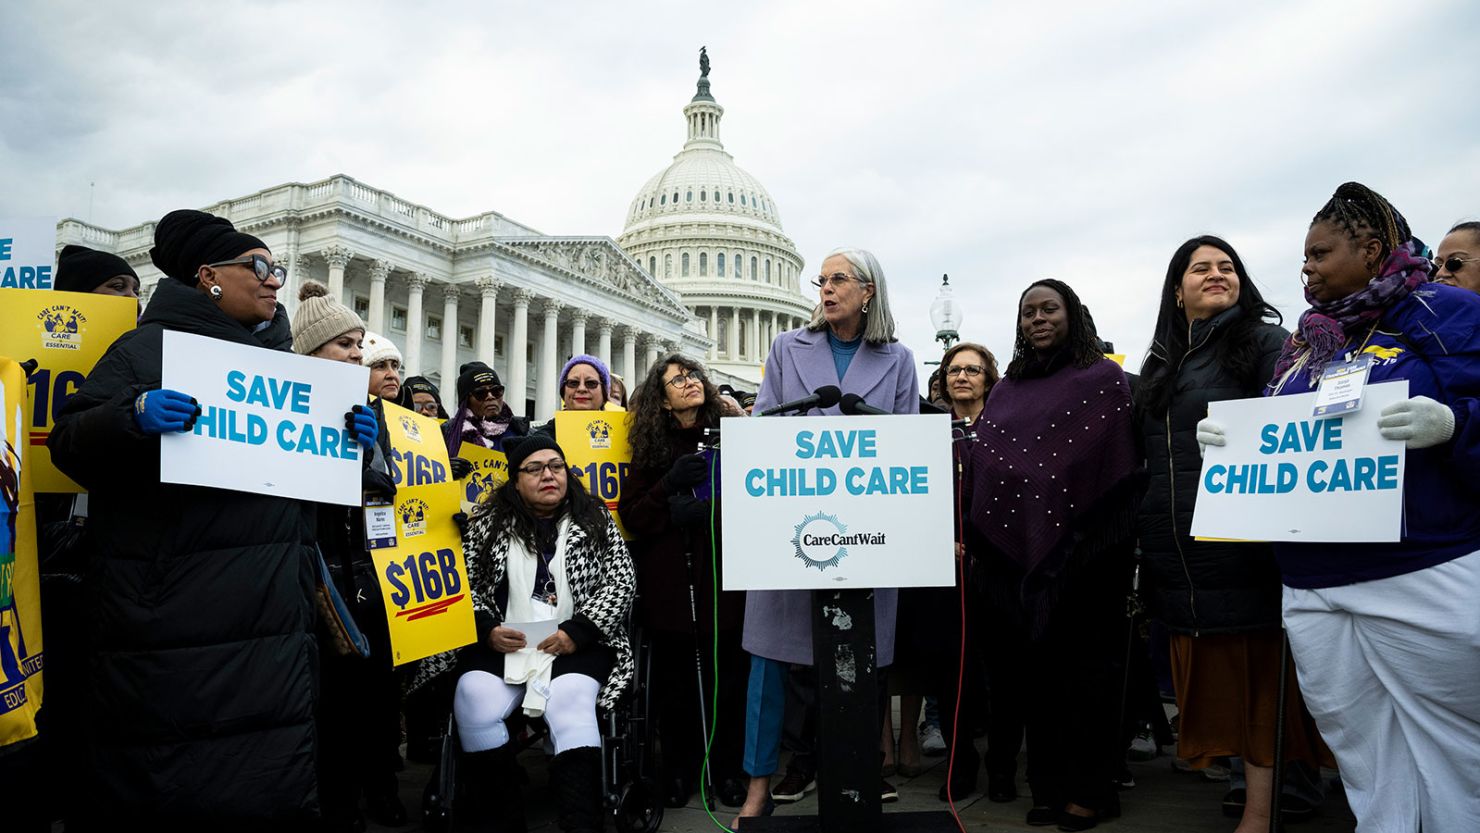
[{"left": 733, "top": 247, "right": 918, "bottom": 825}]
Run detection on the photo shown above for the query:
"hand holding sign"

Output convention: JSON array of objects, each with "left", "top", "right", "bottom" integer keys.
[
  {"left": 346, "top": 405, "right": 378, "bottom": 450},
  {"left": 1376, "top": 395, "right": 1455, "bottom": 449},
  {"left": 1195, "top": 416, "right": 1226, "bottom": 457},
  {"left": 134, "top": 389, "right": 201, "bottom": 434}
]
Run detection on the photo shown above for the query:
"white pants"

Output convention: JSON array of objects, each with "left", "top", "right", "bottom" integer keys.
[
  {"left": 1283, "top": 550, "right": 1480, "bottom": 833},
  {"left": 453, "top": 670, "right": 602, "bottom": 755}
]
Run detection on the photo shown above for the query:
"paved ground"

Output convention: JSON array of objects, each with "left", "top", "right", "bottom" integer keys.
[{"left": 372, "top": 740, "right": 1357, "bottom": 832}]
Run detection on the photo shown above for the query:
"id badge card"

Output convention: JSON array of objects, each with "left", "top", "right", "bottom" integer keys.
[
  {"left": 1312, "top": 353, "right": 1373, "bottom": 418},
  {"left": 363, "top": 496, "right": 398, "bottom": 550}
]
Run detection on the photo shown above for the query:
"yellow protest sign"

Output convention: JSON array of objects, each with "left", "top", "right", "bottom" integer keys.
[
  {"left": 555, "top": 410, "right": 634, "bottom": 539},
  {"left": 0, "top": 289, "right": 137, "bottom": 493},
  {"left": 456, "top": 443, "right": 508, "bottom": 512},
  {"left": 1, "top": 357, "right": 44, "bottom": 746},
  {"left": 373, "top": 401, "right": 477, "bottom": 666}
]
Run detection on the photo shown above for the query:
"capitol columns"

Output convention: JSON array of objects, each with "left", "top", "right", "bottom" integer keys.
[
  {"left": 367, "top": 259, "right": 391, "bottom": 334},
  {"left": 474, "top": 276, "right": 501, "bottom": 365},
  {"left": 439, "top": 284, "right": 463, "bottom": 393},
  {"left": 751, "top": 308, "right": 761, "bottom": 361},
  {"left": 643, "top": 335, "right": 660, "bottom": 377},
  {"left": 508, "top": 289, "right": 532, "bottom": 417},
  {"left": 729, "top": 307, "right": 741, "bottom": 360},
  {"left": 620, "top": 326, "right": 638, "bottom": 388},
  {"left": 289, "top": 252, "right": 314, "bottom": 311},
  {"left": 596, "top": 319, "right": 613, "bottom": 368},
  {"left": 569, "top": 309, "right": 589, "bottom": 359},
  {"left": 403, "top": 273, "right": 431, "bottom": 375},
  {"left": 322, "top": 245, "right": 353, "bottom": 301},
  {"left": 536, "top": 300, "right": 565, "bottom": 420},
  {"left": 708, "top": 307, "right": 719, "bottom": 361}
]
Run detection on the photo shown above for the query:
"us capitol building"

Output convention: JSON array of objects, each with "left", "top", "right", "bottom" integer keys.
[{"left": 54, "top": 50, "right": 811, "bottom": 418}]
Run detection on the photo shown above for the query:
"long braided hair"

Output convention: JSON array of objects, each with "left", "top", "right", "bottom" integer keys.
[
  {"left": 1310, "top": 181, "right": 1412, "bottom": 257},
  {"left": 1004, "top": 278, "right": 1104, "bottom": 379}
]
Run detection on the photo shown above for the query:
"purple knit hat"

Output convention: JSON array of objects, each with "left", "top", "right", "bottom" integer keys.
[{"left": 558, "top": 354, "right": 611, "bottom": 400}]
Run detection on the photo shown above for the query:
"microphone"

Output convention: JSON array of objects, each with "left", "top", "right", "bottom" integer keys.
[
  {"left": 839, "top": 393, "right": 890, "bottom": 416},
  {"left": 758, "top": 385, "right": 842, "bottom": 416}
]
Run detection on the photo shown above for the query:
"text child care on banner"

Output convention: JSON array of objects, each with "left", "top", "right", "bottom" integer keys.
[
  {"left": 457, "top": 443, "right": 508, "bottom": 512},
  {"left": 720, "top": 414, "right": 955, "bottom": 591},
  {"left": 1190, "top": 381, "right": 1408, "bottom": 543},
  {"left": 556, "top": 410, "right": 633, "bottom": 539},
  {"left": 1, "top": 357, "right": 45, "bottom": 747},
  {"left": 0, "top": 218, "right": 58, "bottom": 290},
  {"left": 159, "top": 331, "right": 369, "bottom": 505},
  {"left": 373, "top": 402, "right": 476, "bottom": 665},
  {"left": 0, "top": 289, "right": 137, "bottom": 493}
]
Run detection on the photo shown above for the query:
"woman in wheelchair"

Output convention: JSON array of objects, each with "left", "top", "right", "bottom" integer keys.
[{"left": 412, "top": 433, "right": 636, "bottom": 833}]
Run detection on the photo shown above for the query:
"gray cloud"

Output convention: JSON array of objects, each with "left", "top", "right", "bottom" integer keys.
[{"left": 3, "top": 0, "right": 1478, "bottom": 375}]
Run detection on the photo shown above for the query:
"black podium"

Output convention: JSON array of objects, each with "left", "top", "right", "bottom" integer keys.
[{"left": 741, "top": 587, "right": 957, "bottom": 832}]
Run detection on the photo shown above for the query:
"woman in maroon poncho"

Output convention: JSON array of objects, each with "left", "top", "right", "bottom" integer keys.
[{"left": 964, "top": 278, "right": 1139, "bottom": 831}]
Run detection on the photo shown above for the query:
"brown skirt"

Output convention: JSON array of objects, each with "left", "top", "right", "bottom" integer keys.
[{"left": 1170, "top": 629, "right": 1333, "bottom": 769}]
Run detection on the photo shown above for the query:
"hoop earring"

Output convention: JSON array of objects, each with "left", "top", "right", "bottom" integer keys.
[
  {"left": 862, "top": 302, "right": 870, "bottom": 314},
  {"left": 1176, "top": 297, "right": 1184, "bottom": 309},
  {"left": 209, "top": 285, "right": 223, "bottom": 300}
]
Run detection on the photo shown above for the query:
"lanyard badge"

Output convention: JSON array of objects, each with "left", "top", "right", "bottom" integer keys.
[
  {"left": 1312, "top": 353, "right": 1373, "bottom": 418},
  {"left": 363, "top": 495, "right": 398, "bottom": 550}
]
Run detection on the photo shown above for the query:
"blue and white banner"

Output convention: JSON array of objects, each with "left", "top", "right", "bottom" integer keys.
[
  {"left": 1190, "top": 381, "right": 1408, "bottom": 543},
  {"left": 721, "top": 414, "right": 955, "bottom": 590},
  {"left": 0, "top": 218, "right": 58, "bottom": 290},
  {"left": 160, "top": 331, "right": 371, "bottom": 505}
]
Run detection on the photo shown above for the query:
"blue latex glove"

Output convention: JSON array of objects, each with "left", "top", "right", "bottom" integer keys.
[
  {"left": 133, "top": 389, "right": 199, "bottom": 434},
  {"left": 346, "top": 405, "right": 378, "bottom": 450}
]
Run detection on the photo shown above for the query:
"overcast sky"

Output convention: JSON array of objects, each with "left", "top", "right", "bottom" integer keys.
[{"left": 4, "top": 0, "right": 1478, "bottom": 377}]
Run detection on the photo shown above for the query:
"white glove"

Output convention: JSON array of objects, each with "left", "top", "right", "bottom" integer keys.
[
  {"left": 1377, "top": 395, "right": 1455, "bottom": 449},
  {"left": 1195, "top": 417, "right": 1226, "bottom": 458}
]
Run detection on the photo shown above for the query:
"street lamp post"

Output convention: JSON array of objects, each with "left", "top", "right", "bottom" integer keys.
[{"left": 929, "top": 273, "right": 963, "bottom": 351}]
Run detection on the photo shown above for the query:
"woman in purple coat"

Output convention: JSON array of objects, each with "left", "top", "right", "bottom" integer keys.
[{"left": 733, "top": 247, "right": 919, "bottom": 825}]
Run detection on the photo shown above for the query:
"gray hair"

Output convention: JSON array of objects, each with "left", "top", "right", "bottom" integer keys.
[{"left": 806, "top": 246, "right": 897, "bottom": 344}]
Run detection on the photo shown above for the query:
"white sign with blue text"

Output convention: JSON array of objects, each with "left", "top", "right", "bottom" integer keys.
[
  {"left": 1190, "top": 380, "right": 1408, "bottom": 543},
  {"left": 0, "top": 217, "right": 59, "bottom": 290},
  {"left": 160, "top": 331, "right": 371, "bottom": 505},
  {"left": 721, "top": 414, "right": 956, "bottom": 590}
]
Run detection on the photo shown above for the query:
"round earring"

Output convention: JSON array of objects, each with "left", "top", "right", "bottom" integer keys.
[
  {"left": 862, "top": 302, "right": 870, "bottom": 314},
  {"left": 209, "top": 285, "right": 223, "bottom": 300}
]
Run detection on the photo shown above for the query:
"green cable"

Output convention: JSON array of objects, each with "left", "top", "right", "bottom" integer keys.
[{"left": 699, "top": 450, "right": 728, "bottom": 831}]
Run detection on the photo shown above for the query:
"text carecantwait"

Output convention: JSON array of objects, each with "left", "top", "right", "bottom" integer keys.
[
  {"left": 192, "top": 369, "right": 359, "bottom": 460},
  {"left": 744, "top": 429, "right": 930, "bottom": 497},
  {"left": 1201, "top": 418, "right": 1399, "bottom": 495}
]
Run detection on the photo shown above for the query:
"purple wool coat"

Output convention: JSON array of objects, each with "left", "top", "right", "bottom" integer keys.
[{"left": 742, "top": 326, "right": 919, "bottom": 666}]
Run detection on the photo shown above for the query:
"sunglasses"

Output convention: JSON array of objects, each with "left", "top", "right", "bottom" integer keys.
[
  {"left": 207, "top": 254, "right": 287, "bottom": 283},
  {"left": 564, "top": 378, "right": 602, "bottom": 390},
  {"left": 1434, "top": 255, "right": 1479, "bottom": 274},
  {"left": 470, "top": 386, "right": 504, "bottom": 400}
]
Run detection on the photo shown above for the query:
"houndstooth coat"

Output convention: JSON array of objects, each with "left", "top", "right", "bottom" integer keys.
[{"left": 410, "top": 506, "right": 636, "bottom": 712}]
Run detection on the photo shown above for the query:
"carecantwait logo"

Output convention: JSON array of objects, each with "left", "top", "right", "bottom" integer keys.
[
  {"left": 398, "top": 415, "right": 422, "bottom": 443},
  {"left": 790, "top": 511, "right": 887, "bottom": 572},
  {"left": 36, "top": 305, "right": 87, "bottom": 351},
  {"left": 398, "top": 498, "right": 429, "bottom": 537},
  {"left": 586, "top": 419, "right": 612, "bottom": 450}
]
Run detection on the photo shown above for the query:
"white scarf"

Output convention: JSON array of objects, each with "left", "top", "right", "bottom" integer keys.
[{"left": 503, "top": 516, "right": 575, "bottom": 717}]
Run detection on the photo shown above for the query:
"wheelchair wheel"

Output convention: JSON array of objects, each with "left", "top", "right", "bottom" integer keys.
[{"left": 613, "top": 777, "right": 664, "bottom": 833}]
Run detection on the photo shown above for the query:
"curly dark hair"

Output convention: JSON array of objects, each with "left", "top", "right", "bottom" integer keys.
[
  {"left": 1004, "top": 279, "right": 1103, "bottom": 379},
  {"left": 1137, "top": 236, "right": 1283, "bottom": 416},
  {"left": 1310, "top": 181, "right": 1412, "bottom": 260},
  {"left": 480, "top": 460, "right": 610, "bottom": 554},
  {"left": 628, "top": 353, "right": 724, "bottom": 473}
]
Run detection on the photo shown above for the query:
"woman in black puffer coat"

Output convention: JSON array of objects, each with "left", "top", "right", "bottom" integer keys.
[
  {"left": 1135, "top": 235, "right": 1324, "bottom": 833},
  {"left": 48, "top": 211, "right": 361, "bottom": 830}
]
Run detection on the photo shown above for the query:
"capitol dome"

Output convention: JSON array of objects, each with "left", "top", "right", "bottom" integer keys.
[{"left": 618, "top": 50, "right": 813, "bottom": 385}]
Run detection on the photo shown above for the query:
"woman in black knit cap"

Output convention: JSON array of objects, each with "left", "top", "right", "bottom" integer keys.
[
  {"left": 49, "top": 209, "right": 376, "bottom": 829},
  {"left": 54, "top": 244, "right": 140, "bottom": 298}
]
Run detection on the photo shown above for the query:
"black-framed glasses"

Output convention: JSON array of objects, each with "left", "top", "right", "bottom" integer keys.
[
  {"left": 945, "top": 365, "right": 985, "bottom": 378},
  {"left": 564, "top": 378, "right": 602, "bottom": 390},
  {"left": 665, "top": 369, "right": 705, "bottom": 389},
  {"left": 1434, "top": 255, "right": 1479, "bottom": 273},
  {"left": 207, "top": 254, "right": 287, "bottom": 283},
  {"left": 518, "top": 459, "right": 567, "bottom": 476},
  {"left": 811, "top": 272, "right": 857, "bottom": 290},
  {"left": 470, "top": 386, "right": 504, "bottom": 400}
]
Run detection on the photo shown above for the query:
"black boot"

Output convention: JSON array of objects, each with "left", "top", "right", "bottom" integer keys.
[
  {"left": 550, "top": 746, "right": 604, "bottom": 833},
  {"left": 458, "top": 746, "right": 527, "bottom": 833}
]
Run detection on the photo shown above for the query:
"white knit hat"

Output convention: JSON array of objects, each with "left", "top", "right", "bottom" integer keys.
[{"left": 362, "top": 331, "right": 403, "bottom": 368}]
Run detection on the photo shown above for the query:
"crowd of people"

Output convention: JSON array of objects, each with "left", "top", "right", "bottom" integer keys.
[{"left": 5, "top": 181, "right": 1479, "bottom": 833}]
